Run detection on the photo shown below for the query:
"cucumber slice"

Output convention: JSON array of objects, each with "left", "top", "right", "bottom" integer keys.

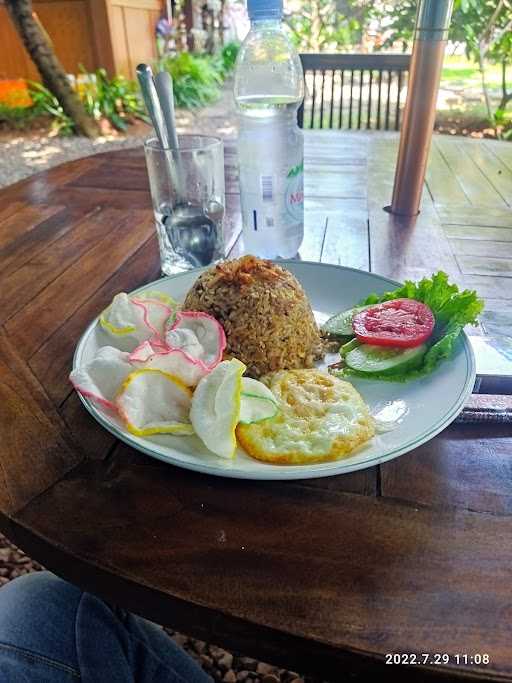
[
  {"left": 239, "top": 395, "right": 277, "bottom": 424},
  {"left": 340, "top": 337, "right": 361, "bottom": 357},
  {"left": 322, "top": 305, "right": 372, "bottom": 338},
  {"left": 239, "top": 377, "right": 278, "bottom": 424},
  {"left": 345, "top": 343, "right": 427, "bottom": 376}
]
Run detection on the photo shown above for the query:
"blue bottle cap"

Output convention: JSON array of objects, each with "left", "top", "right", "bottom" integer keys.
[{"left": 247, "top": 0, "right": 283, "bottom": 21}]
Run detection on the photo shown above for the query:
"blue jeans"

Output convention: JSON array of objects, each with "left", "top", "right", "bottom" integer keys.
[{"left": 0, "top": 571, "right": 212, "bottom": 682}]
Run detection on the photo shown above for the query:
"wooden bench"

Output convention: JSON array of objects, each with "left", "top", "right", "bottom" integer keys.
[{"left": 298, "top": 53, "right": 411, "bottom": 131}]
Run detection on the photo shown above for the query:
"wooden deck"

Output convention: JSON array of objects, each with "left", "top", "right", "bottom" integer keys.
[{"left": 296, "top": 132, "right": 512, "bottom": 338}]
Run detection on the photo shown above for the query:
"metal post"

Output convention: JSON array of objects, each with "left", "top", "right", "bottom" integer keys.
[{"left": 389, "top": 0, "right": 454, "bottom": 217}]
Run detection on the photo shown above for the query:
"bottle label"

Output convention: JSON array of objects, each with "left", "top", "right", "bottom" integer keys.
[
  {"left": 238, "top": 124, "right": 304, "bottom": 258},
  {"left": 285, "top": 161, "right": 304, "bottom": 222}
]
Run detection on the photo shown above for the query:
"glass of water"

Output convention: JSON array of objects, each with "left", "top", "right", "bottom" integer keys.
[{"left": 144, "top": 135, "right": 225, "bottom": 274}]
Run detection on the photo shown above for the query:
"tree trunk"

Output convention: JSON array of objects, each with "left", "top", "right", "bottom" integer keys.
[
  {"left": 183, "top": 0, "right": 195, "bottom": 51},
  {"left": 477, "top": 47, "right": 493, "bottom": 124},
  {"left": 498, "top": 60, "right": 512, "bottom": 111},
  {"left": 5, "top": 0, "right": 99, "bottom": 138}
]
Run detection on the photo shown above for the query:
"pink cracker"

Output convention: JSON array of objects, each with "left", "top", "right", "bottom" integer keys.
[
  {"left": 166, "top": 311, "right": 226, "bottom": 370},
  {"left": 131, "top": 297, "right": 175, "bottom": 341}
]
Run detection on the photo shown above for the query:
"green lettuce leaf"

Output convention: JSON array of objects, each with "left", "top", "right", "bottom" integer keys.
[{"left": 336, "top": 271, "right": 484, "bottom": 382}]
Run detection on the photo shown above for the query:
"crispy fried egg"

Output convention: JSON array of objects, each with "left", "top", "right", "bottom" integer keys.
[{"left": 236, "top": 369, "right": 375, "bottom": 465}]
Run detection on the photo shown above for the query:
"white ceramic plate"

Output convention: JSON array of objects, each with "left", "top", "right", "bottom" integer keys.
[{"left": 73, "top": 261, "right": 475, "bottom": 480}]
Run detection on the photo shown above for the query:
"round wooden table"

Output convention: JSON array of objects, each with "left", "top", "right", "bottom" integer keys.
[{"left": 1, "top": 133, "right": 512, "bottom": 683}]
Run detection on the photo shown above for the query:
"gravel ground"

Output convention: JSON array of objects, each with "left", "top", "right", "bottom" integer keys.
[
  {"left": 0, "top": 84, "right": 237, "bottom": 190},
  {"left": 0, "top": 86, "right": 327, "bottom": 682},
  {"left": 0, "top": 127, "right": 148, "bottom": 188}
]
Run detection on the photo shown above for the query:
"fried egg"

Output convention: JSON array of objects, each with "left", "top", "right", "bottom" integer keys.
[{"left": 236, "top": 369, "right": 375, "bottom": 465}]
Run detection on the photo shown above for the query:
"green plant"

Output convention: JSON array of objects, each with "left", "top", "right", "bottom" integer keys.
[
  {"left": 29, "top": 81, "right": 74, "bottom": 135},
  {"left": 80, "top": 68, "right": 149, "bottom": 131},
  {"left": 6, "top": 0, "right": 98, "bottom": 138},
  {"left": 0, "top": 103, "right": 38, "bottom": 128},
  {"left": 2, "top": 45, "right": 233, "bottom": 133},
  {"left": 494, "top": 106, "right": 512, "bottom": 139},
  {"left": 455, "top": 0, "right": 512, "bottom": 120},
  {"left": 28, "top": 70, "right": 149, "bottom": 135},
  {"left": 284, "top": 0, "right": 366, "bottom": 51},
  {"left": 157, "top": 52, "right": 223, "bottom": 108},
  {"left": 210, "top": 42, "right": 240, "bottom": 79},
  {"left": 220, "top": 41, "right": 240, "bottom": 74},
  {"left": 371, "top": 0, "right": 512, "bottom": 129}
]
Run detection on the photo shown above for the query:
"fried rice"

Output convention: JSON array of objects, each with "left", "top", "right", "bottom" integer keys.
[{"left": 183, "top": 255, "right": 324, "bottom": 378}]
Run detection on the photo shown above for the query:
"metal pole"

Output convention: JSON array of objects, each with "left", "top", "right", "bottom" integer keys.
[{"left": 389, "top": 0, "right": 454, "bottom": 217}]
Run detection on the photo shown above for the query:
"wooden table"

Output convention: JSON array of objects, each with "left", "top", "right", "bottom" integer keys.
[{"left": 1, "top": 131, "right": 512, "bottom": 682}]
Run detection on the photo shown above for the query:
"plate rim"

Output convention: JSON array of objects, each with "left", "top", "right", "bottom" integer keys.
[{"left": 72, "top": 261, "right": 476, "bottom": 480}]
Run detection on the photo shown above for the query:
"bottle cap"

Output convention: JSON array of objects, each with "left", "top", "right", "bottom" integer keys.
[{"left": 247, "top": 0, "right": 283, "bottom": 21}]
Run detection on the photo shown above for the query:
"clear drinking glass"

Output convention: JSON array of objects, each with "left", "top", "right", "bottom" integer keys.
[{"left": 144, "top": 135, "right": 225, "bottom": 274}]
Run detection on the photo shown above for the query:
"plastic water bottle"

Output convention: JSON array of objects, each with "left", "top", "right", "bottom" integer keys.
[{"left": 234, "top": 0, "right": 304, "bottom": 259}]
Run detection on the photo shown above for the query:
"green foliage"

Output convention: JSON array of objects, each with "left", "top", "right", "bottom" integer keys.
[
  {"left": 220, "top": 41, "right": 241, "bottom": 74},
  {"left": 451, "top": 0, "right": 512, "bottom": 64},
  {"left": 374, "top": 0, "right": 512, "bottom": 62},
  {"left": 1, "top": 41, "right": 239, "bottom": 134},
  {"left": 285, "top": 0, "right": 365, "bottom": 52},
  {"left": 209, "top": 41, "right": 240, "bottom": 82},
  {"left": 16, "top": 70, "right": 148, "bottom": 135},
  {"left": 494, "top": 107, "right": 512, "bottom": 139},
  {"left": 0, "top": 103, "right": 38, "bottom": 129},
  {"left": 28, "top": 82, "right": 74, "bottom": 135},
  {"left": 80, "top": 68, "right": 149, "bottom": 131},
  {"left": 155, "top": 42, "right": 240, "bottom": 109},
  {"left": 441, "top": 66, "right": 478, "bottom": 81},
  {"left": 372, "top": 0, "right": 512, "bottom": 132},
  {"left": 27, "top": 70, "right": 149, "bottom": 135},
  {"left": 156, "top": 51, "right": 224, "bottom": 108},
  {"left": 369, "top": 1, "right": 415, "bottom": 49}
]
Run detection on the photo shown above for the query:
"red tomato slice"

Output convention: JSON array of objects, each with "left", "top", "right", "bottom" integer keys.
[{"left": 352, "top": 298, "right": 435, "bottom": 348}]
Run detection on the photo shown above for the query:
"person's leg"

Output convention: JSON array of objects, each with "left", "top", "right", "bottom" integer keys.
[
  {"left": 0, "top": 571, "right": 212, "bottom": 683},
  {"left": 0, "top": 572, "right": 80, "bottom": 682}
]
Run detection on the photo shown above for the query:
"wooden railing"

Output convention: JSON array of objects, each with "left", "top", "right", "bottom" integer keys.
[{"left": 298, "top": 53, "right": 411, "bottom": 131}]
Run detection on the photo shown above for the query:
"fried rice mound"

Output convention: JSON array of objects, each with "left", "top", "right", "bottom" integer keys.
[{"left": 183, "top": 255, "right": 324, "bottom": 378}]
